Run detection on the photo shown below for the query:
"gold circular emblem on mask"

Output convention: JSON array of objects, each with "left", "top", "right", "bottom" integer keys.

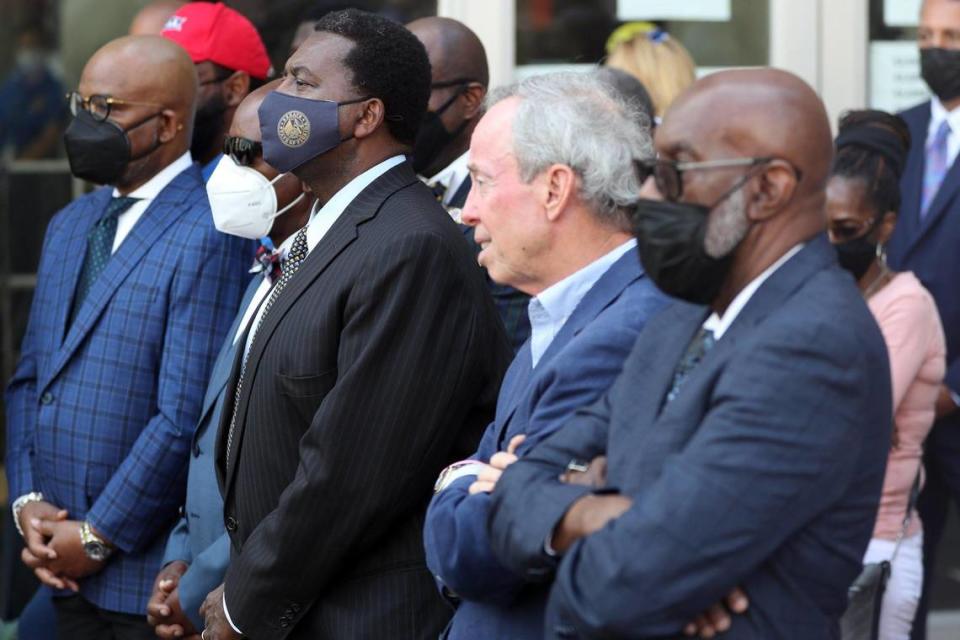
[{"left": 277, "top": 110, "right": 310, "bottom": 148}]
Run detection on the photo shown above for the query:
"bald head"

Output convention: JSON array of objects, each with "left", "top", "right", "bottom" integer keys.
[
  {"left": 82, "top": 35, "right": 196, "bottom": 118},
  {"left": 230, "top": 78, "right": 282, "bottom": 141},
  {"left": 407, "top": 17, "right": 489, "bottom": 87},
  {"left": 129, "top": 0, "right": 185, "bottom": 36},
  {"left": 663, "top": 68, "right": 833, "bottom": 199}
]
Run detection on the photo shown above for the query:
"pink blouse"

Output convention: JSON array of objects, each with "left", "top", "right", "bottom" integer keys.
[{"left": 868, "top": 272, "right": 946, "bottom": 540}]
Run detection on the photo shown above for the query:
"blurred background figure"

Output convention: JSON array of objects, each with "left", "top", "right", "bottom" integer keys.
[
  {"left": 161, "top": 2, "right": 272, "bottom": 180},
  {"left": 594, "top": 66, "right": 656, "bottom": 129},
  {"left": 128, "top": 0, "right": 185, "bottom": 36},
  {"left": 827, "top": 108, "right": 947, "bottom": 640},
  {"left": 0, "top": 26, "right": 65, "bottom": 160},
  {"left": 408, "top": 16, "right": 533, "bottom": 353},
  {"left": 604, "top": 21, "right": 696, "bottom": 120}
]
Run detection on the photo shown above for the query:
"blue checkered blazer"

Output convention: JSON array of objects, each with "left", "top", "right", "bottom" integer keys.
[{"left": 4, "top": 163, "right": 249, "bottom": 615}]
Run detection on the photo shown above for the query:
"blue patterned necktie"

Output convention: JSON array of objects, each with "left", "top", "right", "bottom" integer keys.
[
  {"left": 71, "top": 196, "right": 139, "bottom": 323},
  {"left": 664, "top": 327, "right": 716, "bottom": 405},
  {"left": 921, "top": 120, "right": 951, "bottom": 219},
  {"left": 226, "top": 227, "right": 310, "bottom": 468}
]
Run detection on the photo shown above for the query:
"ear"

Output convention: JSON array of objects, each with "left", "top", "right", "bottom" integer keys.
[
  {"left": 157, "top": 108, "right": 181, "bottom": 144},
  {"left": 461, "top": 83, "right": 486, "bottom": 120},
  {"left": 748, "top": 160, "right": 799, "bottom": 222},
  {"left": 352, "top": 98, "right": 386, "bottom": 140},
  {"left": 877, "top": 210, "right": 897, "bottom": 246},
  {"left": 223, "top": 71, "right": 251, "bottom": 108},
  {"left": 542, "top": 163, "right": 578, "bottom": 222}
]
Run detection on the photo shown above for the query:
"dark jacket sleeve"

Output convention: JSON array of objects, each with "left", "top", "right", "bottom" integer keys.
[{"left": 223, "top": 231, "right": 502, "bottom": 640}]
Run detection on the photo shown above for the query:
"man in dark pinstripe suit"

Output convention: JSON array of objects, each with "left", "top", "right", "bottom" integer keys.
[{"left": 199, "top": 10, "right": 512, "bottom": 640}]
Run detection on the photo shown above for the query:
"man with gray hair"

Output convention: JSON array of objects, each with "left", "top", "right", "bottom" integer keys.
[{"left": 421, "top": 70, "right": 670, "bottom": 638}]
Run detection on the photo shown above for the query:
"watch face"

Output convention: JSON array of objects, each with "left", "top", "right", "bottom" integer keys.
[{"left": 84, "top": 541, "right": 109, "bottom": 562}]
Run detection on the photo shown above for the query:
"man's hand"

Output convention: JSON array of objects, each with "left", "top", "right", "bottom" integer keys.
[
  {"left": 18, "top": 503, "right": 79, "bottom": 591},
  {"left": 148, "top": 560, "right": 198, "bottom": 638},
  {"left": 550, "top": 493, "right": 633, "bottom": 554},
  {"left": 35, "top": 519, "right": 106, "bottom": 580},
  {"left": 200, "top": 584, "right": 241, "bottom": 640},
  {"left": 468, "top": 435, "right": 526, "bottom": 495},
  {"left": 683, "top": 588, "right": 750, "bottom": 638},
  {"left": 936, "top": 385, "right": 958, "bottom": 418},
  {"left": 560, "top": 455, "right": 607, "bottom": 488}
]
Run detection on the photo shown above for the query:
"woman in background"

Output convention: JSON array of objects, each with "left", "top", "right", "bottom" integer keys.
[
  {"left": 604, "top": 21, "right": 696, "bottom": 120},
  {"left": 826, "top": 109, "right": 946, "bottom": 639}
]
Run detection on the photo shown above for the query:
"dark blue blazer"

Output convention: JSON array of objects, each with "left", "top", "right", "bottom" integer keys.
[
  {"left": 890, "top": 101, "right": 960, "bottom": 397},
  {"left": 4, "top": 164, "right": 249, "bottom": 614},
  {"left": 424, "top": 250, "right": 668, "bottom": 639},
  {"left": 162, "top": 275, "right": 261, "bottom": 629},
  {"left": 488, "top": 237, "right": 893, "bottom": 639}
]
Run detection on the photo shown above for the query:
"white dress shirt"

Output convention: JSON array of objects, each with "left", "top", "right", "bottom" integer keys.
[
  {"left": 223, "top": 153, "right": 406, "bottom": 634},
  {"left": 702, "top": 244, "right": 803, "bottom": 340},
  {"left": 528, "top": 239, "right": 637, "bottom": 368},
  {"left": 928, "top": 98, "right": 960, "bottom": 167},
  {"left": 232, "top": 233, "right": 297, "bottom": 346},
  {"left": 427, "top": 150, "right": 470, "bottom": 207},
  {"left": 110, "top": 151, "right": 193, "bottom": 253}
]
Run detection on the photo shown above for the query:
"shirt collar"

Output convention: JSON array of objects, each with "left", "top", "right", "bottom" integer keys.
[
  {"left": 112, "top": 151, "right": 193, "bottom": 200},
  {"left": 427, "top": 151, "right": 470, "bottom": 205},
  {"left": 532, "top": 239, "right": 637, "bottom": 328},
  {"left": 305, "top": 154, "right": 406, "bottom": 252},
  {"left": 929, "top": 98, "right": 960, "bottom": 141},
  {"left": 703, "top": 243, "right": 803, "bottom": 340}
]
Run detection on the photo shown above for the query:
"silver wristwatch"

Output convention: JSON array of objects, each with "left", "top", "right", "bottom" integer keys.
[
  {"left": 11, "top": 492, "right": 44, "bottom": 538},
  {"left": 80, "top": 521, "right": 113, "bottom": 562}
]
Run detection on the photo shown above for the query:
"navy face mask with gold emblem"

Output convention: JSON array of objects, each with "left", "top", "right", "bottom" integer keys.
[{"left": 258, "top": 91, "right": 370, "bottom": 173}]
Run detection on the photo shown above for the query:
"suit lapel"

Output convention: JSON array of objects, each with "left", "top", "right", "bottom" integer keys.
[
  {"left": 223, "top": 162, "right": 419, "bottom": 492},
  {"left": 50, "top": 188, "right": 110, "bottom": 349},
  {"left": 911, "top": 153, "right": 960, "bottom": 250},
  {"left": 43, "top": 168, "right": 196, "bottom": 391},
  {"left": 494, "top": 250, "right": 644, "bottom": 449},
  {"left": 898, "top": 104, "right": 928, "bottom": 254},
  {"left": 194, "top": 276, "right": 262, "bottom": 444}
]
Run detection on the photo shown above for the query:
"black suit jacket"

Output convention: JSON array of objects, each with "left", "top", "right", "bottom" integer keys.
[{"left": 215, "top": 161, "right": 512, "bottom": 640}]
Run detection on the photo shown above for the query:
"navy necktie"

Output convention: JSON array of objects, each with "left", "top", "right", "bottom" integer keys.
[
  {"left": 71, "top": 196, "right": 139, "bottom": 324},
  {"left": 664, "top": 327, "right": 716, "bottom": 405}
]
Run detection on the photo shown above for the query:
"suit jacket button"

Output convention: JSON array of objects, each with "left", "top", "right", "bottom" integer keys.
[
  {"left": 178, "top": 505, "right": 185, "bottom": 518},
  {"left": 39, "top": 392, "right": 54, "bottom": 405},
  {"left": 225, "top": 516, "right": 238, "bottom": 532}
]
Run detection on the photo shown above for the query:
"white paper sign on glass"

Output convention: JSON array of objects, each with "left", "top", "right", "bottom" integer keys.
[
  {"left": 884, "top": 0, "right": 921, "bottom": 28},
  {"left": 617, "top": 0, "right": 731, "bottom": 22},
  {"left": 869, "top": 41, "right": 930, "bottom": 113}
]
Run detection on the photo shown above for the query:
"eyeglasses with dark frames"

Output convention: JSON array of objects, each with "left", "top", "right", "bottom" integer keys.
[
  {"left": 66, "top": 91, "right": 164, "bottom": 122},
  {"left": 223, "top": 136, "right": 263, "bottom": 167},
  {"left": 635, "top": 157, "right": 794, "bottom": 202}
]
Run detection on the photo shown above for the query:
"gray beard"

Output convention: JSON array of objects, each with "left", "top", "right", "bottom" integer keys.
[{"left": 704, "top": 188, "right": 749, "bottom": 259}]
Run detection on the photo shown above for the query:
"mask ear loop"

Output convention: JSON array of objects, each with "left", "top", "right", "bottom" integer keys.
[{"left": 267, "top": 172, "right": 306, "bottom": 219}]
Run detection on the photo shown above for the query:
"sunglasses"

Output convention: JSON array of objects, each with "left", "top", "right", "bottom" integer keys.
[{"left": 223, "top": 136, "right": 262, "bottom": 167}]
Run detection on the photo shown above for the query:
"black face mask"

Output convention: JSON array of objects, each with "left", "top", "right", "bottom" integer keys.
[
  {"left": 412, "top": 85, "right": 469, "bottom": 175},
  {"left": 631, "top": 176, "right": 753, "bottom": 306},
  {"left": 192, "top": 90, "right": 227, "bottom": 160},
  {"left": 834, "top": 235, "right": 878, "bottom": 281},
  {"left": 921, "top": 48, "right": 960, "bottom": 103},
  {"left": 64, "top": 109, "right": 161, "bottom": 185}
]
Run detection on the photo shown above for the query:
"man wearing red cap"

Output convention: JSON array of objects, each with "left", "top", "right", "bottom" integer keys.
[{"left": 162, "top": 2, "right": 272, "bottom": 181}]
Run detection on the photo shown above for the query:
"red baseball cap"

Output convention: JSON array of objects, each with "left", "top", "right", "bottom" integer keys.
[{"left": 161, "top": 2, "right": 272, "bottom": 80}]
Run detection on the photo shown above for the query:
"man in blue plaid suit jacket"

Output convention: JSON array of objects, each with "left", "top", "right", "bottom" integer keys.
[{"left": 4, "top": 36, "right": 248, "bottom": 638}]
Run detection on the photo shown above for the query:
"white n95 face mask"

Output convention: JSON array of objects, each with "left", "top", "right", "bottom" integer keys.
[{"left": 207, "top": 154, "right": 305, "bottom": 239}]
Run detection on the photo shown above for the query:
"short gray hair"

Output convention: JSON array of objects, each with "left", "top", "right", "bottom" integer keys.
[{"left": 488, "top": 71, "right": 654, "bottom": 228}]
